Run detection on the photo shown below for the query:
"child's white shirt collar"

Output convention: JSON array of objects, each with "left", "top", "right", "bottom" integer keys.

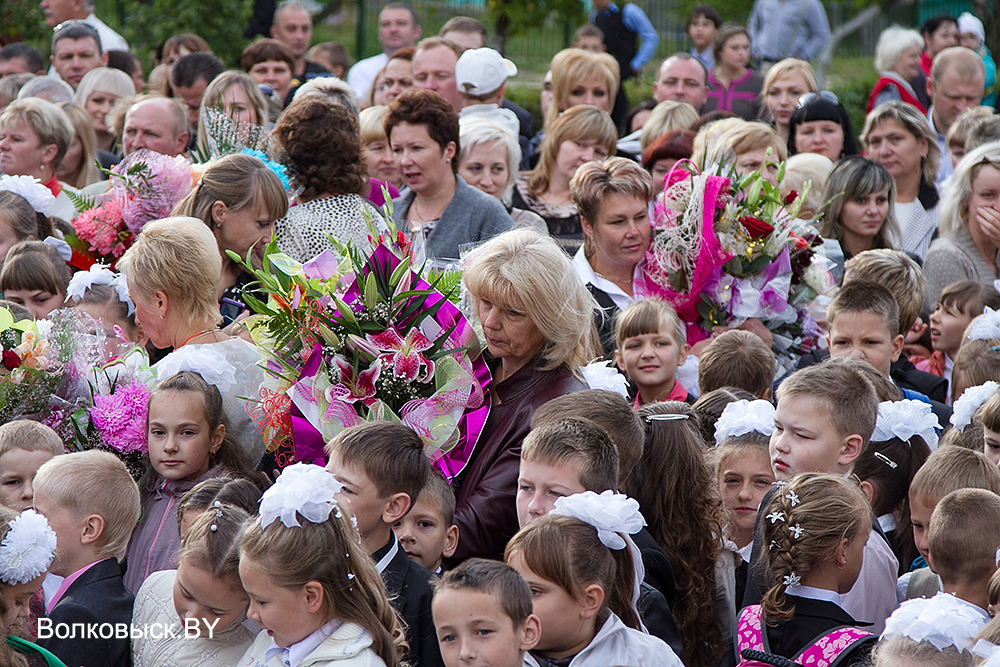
[
  {"left": 785, "top": 585, "right": 842, "bottom": 608},
  {"left": 264, "top": 620, "right": 342, "bottom": 667}
]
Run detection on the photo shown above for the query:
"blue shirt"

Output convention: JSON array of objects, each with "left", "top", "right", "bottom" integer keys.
[
  {"left": 747, "top": 0, "right": 830, "bottom": 62},
  {"left": 590, "top": 3, "right": 660, "bottom": 73},
  {"left": 691, "top": 45, "right": 714, "bottom": 70}
]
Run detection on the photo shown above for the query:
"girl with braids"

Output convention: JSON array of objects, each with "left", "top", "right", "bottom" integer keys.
[
  {"left": 623, "top": 401, "right": 728, "bottom": 667},
  {"left": 737, "top": 473, "right": 876, "bottom": 667}
]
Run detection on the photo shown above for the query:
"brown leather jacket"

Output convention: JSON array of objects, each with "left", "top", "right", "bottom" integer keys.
[{"left": 447, "top": 355, "right": 586, "bottom": 565}]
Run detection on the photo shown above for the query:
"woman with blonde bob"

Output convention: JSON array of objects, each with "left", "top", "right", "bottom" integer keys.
[
  {"left": 923, "top": 143, "right": 1000, "bottom": 313},
  {"left": 359, "top": 105, "right": 401, "bottom": 192},
  {"left": 451, "top": 229, "right": 600, "bottom": 564},
  {"left": 693, "top": 119, "right": 787, "bottom": 184},
  {"left": 869, "top": 26, "right": 926, "bottom": 114},
  {"left": 117, "top": 216, "right": 268, "bottom": 466},
  {"left": 761, "top": 59, "right": 818, "bottom": 143},
  {"left": 73, "top": 67, "right": 134, "bottom": 154},
  {"left": 545, "top": 48, "right": 620, "bottom": 130},
  {"left": 639, "top": 101, "right": 699, "bottom": 151},
  {"left": 513, "top": 105, "right": 617, "bottom": 242}
]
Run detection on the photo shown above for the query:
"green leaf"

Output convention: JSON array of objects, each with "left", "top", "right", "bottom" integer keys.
[
  {"left": 363, "top": 271, "right": 379, "bottom": 312},
  {"left": 267, "top": 254, "right": 304, "bottom": 278}
]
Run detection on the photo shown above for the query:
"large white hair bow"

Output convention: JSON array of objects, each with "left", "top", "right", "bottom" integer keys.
[
  {"left": 714, "top": 399, "right": 775, "bottom": 445},
  {"left": 259, "top": 463, "right": 345, "bottom": 529},
  {"left": 155, "top": 344, "right": 238, "bottom": 393},
  {"left": 0, "top": 174, "right": 55, "bottom": 215},
  {"left": 951, "top": 382, "right": 999, "bottom": 433},
  {"left": 579, "top": 360, "right": 630, "bottom": 399},
  {"left": 871, "top": 400, "right": 940, "bottom": 450},
  {"left": 66, "top": 265, "right": 134, "bottom": 315},
  {"left": 0, "top": 509, "right": 57, "bottom": 585},
  {"left": 882, "top": 593, "right": 988, "bottom": 650},
  {"left": 967, "top": 307, "right": 1000, "bottom": 341}
]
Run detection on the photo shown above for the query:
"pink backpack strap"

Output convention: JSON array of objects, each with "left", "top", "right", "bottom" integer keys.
[
  {"left": 737, "top": 605, "right": 766, "bottom": 655},
  {"left": 794, "top": 626, "right": 875, "bottom": 667}
]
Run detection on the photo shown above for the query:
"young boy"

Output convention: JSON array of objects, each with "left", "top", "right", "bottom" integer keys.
[
  {"left": 454, "top": 47, "right": 520, "bottom": 137},
  {"left": 697, "top": 329, "right": 774, "bottom": 398},
  {"left": 325, "top": 422, "right": 443, "bottom": 667},
  {"left": 432, "top": 558, "right": 541, "bottom": 667},
  {"left": 927, "top": 488, "right": 1000, "bottom": 616},
  {"left": 901, "top": 446, "right": 1000, "bottom": 600},
  {"left": 574, "top": 24, "right": 606, "bottom": 53},
  {"left": 686, "top": 4, "right": 722, "bottom": 69},
  {"left": 0, "top": 421, "right": 63, "bottom": 511},
  {"left": 393, "top": 471, "right": 459, "bottom": 574},
  {"left": 616, "top": 298, "right": 691, "bottom": 407},
  {"left": 32, "top": 450, "right": 141, "bottom": 667}
]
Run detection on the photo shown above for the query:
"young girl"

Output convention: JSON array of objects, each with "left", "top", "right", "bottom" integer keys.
[
  {"left": 125, "top": 371, "right": 263, "bottom": 593},
  {"left": 691, "top": 386, "right": 756, "bottom": 446},
  {"left": 0, "top": 241, "right": 69, "bottom": 319},
  {"left": 871, "top": 636, "right": 972, "bottom": 667},
  {"left": 624, "top": 402, "right": 727, "bottom": 667},
  {"left": 738, "top": 473, "right": 876, "bottom": 667},
  {"left": 176, "top": 477, "right": 263, "bottom": 538},
  {"left": 853, "top": 400, "right": 933, "bottom": 574},
  {"left": 951, "top": 338, "right": 1000, "bottom": 404},
  {"left": 132, "top": 503, "right": 255, "bottom": 667},
  {"left": 916, "top": 281, "right": 1000, "bottom": 393},
  {"left": 615, "top": 299, "right": 691, "bottom": 407},
  {"left": 237, "top": 463, "right": 407, "bottom": 667},
  {"left": 979, "top": 387, "right": 1000, "bottom": 467},
  {"left": 67, "top": 265, "right": 145, "bottom": 351},
  {"left": 504, "top": 493, "right": 682, "bottom": 667},
  {"left": 0, "top": 190, "right": 53, "bottom": 272}
]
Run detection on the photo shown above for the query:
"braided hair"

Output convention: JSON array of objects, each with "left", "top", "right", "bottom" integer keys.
[{"left": 760, "top": 473, "right": 870, "bottom": 622}]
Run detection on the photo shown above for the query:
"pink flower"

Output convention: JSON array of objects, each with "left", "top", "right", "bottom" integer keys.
[
  {"left": 73, "top": 199, "right": 128, "bottom": 258},
  {"left": 366, "top": 327, "right": 434, "bottom": 382},
  {"left": 90, "top": 380, "right": 150, "bottom": 454},
  {"left": 330, "top": 355, "right": 382, "bottom": 406},
  {"left": 113, "top": 150, "right": 193, "bottom": 235}
]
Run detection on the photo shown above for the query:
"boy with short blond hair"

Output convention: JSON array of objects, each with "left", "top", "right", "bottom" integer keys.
[
  {"left": 927, "top": 488, "right": 1000, "bottom": 614},
  {"left": 432, "top": 558, "right": 541, "bottom": 667},
  {"left": 0, "top": 420, "right": 63, "bottom": 511},
  {"left": 32, "top": 450, "right": 141, "bottom": 667},
  {"left": 393, "top": 471, "right": 459, "bottom": 573},
  {"left": 697, "top": 329, "right": 774, "bottom": 398}
]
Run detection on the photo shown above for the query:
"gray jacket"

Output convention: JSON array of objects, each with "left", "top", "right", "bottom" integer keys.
[{"left": 392, "top": 175, "right": 514, "bottom": 260}]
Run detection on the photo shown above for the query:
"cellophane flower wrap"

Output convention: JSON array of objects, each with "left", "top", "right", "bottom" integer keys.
[
  {"left": 233, "top": 218, "right": 491, "bottom": 481},
  {"left": 65, "top": 150, "right": 194, "bottom": 269},
  {"left": 0, "top": 308, "right": 67, "bottom": 424},
  {"left": 642, "top": 158, "right": 834, "bottom": 373}
]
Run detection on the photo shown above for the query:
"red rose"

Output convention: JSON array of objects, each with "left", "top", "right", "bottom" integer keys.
[
  {"left": 740, "top": 215, "right": 774, "bottom": 239},
  {"left": 784, "top": 190, "right": 798, "bottom": 205},
  {"left": 2, "top": 350, "right": 20, "bottom": 371},
  {"left": 791, "top": 233, "right": 809, "bottom": 250}
]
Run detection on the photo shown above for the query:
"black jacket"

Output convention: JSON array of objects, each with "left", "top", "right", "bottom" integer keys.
[
  {"left": 759, "top": 596, "right": 875, "bottom": 667},
  {"left": 377, "top": 536, "right": 444, "bottom": 667}
]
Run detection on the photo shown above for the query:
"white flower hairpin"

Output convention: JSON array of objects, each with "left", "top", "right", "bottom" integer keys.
[
  {"left": 0, "top": 510, "right": 57, "bottom": 585},
  {"left": 0, "top": 174, "right": 55, "bottom": 215},
  {"left": 767, "top": 511, "right": 785, "bottom": 524},
  {"left": 579, "top": 359, "right": 629, "bottom": 399},
  {"left": 871, "top": 400, "right": 940, "bottom": 450},
  {"left": 951, "top": 382, "right": 999, "bottom": 433},
  {"left": 66, "top": 265, "right": 135, "bottom": 315},
  {"left": 967, "top": 307, "right": 1000, "bottom": 342},
  {"left": 782, "top": 573, "right": 801, "bottom": 587},
  {"left": 713, "top": 399, "right": 775, "bottom": 445},
  {"left": 882, "top": 593, "right": 988, "bottom": 649},
  {"left": 259, "top": 463, "right": 345, "bottom": 529}
]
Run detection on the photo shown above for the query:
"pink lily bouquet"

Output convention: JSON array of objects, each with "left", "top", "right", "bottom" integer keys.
[{"left": 233, "top": 224, "right": 491, "bottom": 480}]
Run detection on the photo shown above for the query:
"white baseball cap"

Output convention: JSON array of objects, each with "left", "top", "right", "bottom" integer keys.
[{"left": 455, "top": 48, "right": 518, "bottom": 96}]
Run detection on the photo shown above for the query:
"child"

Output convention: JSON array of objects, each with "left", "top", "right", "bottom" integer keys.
[
  {"left": 176, "top": 477, "right": 263, "bottom": 538},
  {"left": 325, "top": 422, "right": 441, "bottom": 667},
  {"left": 238, "top": 463, "right": 407, "bottom": 667},
  {"left": 505, "top": 493, "right": 683, "bottom": 667},
  {"left": 0, "top": 190, "right": 53, "bottom": 273},
  {"left": 871, "top": 635, "right": 973, "bottom": 667},
  {"left": 951, "top": 338, "right": 1000, "bottom": 404},
  {"left": 431, "top": 558, "right": 541, "bottom": 667},
  {"left": 854, "top": 400, "right": 934, "bottom": 574},
  {"left": 901, "top": 446, "right": 1000, "bottom": 601},
  {"left": 981, "top": 387, "right": 1000, "bottom": 466},
  {"left": 32, "top": 450, "right": 141, "bottom": 667},
  {"left": 697, "top": 330, "right": 774, "bottom": 399},
  {"left": 0, "top": 241, "right": 69, "bottom": 319},
  {"left": 133, "top": 504, "right": 254, "bottom": 667},
  {"left": 988, "top": 568, "right": 1000, "bottom": 618},
  {"left": 615, "top": 298, "right": 691, "bottom": 407},
  {"left": 827, "top": 281, "right": 904, "bottom": 380},
  {"left": 738, "top": 473, "right": 877, "bottom": 667},
  {"left": 691, "top": 386, "right": 756, "bottom": 446},
  {"left": 947, "top": 381, "right": 996, "bottom": 455},
  {"left": 392, "top": 472, "right": 459, "bottom": 574},
  {"left": 125, "top": 371, "right": 262, "bottom": 594},
  {"left": 686, "top": 4, "right": 721, "bottom": 69},
  {"left": 574, "top": 25, "right": 605, "bottom": 53},
  {"left": 918, "top": 281, "right": 1000, "bottom": 392},
  {"left": 883, "top": 593, "right": 989, "bottom": 664},
  {"left": 454, "top": 48, "right": 520, "bottom": 136},
  {"left": 0, "top": 421, "right": 63, "bottom": 511},
  {"left": 67, "top": 265, "right": 145, "bottom": 347}
]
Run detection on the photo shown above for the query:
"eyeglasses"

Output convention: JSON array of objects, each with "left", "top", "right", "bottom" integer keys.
[{"left": 796, "top": 91, "right": 839, "bottom": 109}]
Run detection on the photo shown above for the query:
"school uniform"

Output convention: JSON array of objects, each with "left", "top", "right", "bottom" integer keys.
[
  {"left": 373, "top": 535, "right": 443, "bottom": 667},
  {"left": 524, "top": 611, "right": 682, "bottom": 667},
  {"left": 38, "top": 558, "right": 134, "bottom": 667},
  {"left": 239, "top": 620, "right": 385, "bottom": 667}
]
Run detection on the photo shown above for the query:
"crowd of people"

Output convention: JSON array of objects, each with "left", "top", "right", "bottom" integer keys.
[{"left": 0, "top": 1, "right": 1000, "bottom": 667}]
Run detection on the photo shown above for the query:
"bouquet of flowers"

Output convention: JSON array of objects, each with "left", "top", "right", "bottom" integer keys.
[
  {"left": 65, "top": 149, "right": 194, "bottom": 269},
  {"left": 0, "top": 308, "right": 66, "bottom": 424},
  {"left": 235, "top": 223, "right": 491, "bottom": 480},
  {"left": 643, "top": 159, "right": 833, "bottom": 368}
]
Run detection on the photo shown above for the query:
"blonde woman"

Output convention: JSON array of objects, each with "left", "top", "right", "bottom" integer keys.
[
  {"left": 545, "top": 48, "right": 620, "bottom": 130},
  {"left": 760, "top": 59, "right": 818, "bottom": 143},
  {"left": 359, "top": 105, "right": 402, "bottom": 198},
  {"left": 55, "top": 103, "right": 103, "bottom": 189},
  {"left": 74, "top": 67, "right": 134, "bottom": 154}
]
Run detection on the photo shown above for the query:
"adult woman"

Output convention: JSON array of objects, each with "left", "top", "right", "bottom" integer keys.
[
  {"left": 155, "top": 33, "right": 212, "bottom": 96},
  {"left": 862, "top": 100, "right": 941, "bottom": 260},
  {"left": 544, "top": 48, "right": 619, "bottom": 130},
  {"left": 695, "top": 120, "right": 787, "bottom": 185},
  {"left": 387, "top": 90, "right": 512, "bottom": 261},
  {"left": 458, "top": 118, "right": 546, "bottom": 235},
  {"left": 869, "top": 26, "right": 926, "bottom": 114},
  {"left": 116, "top": 216, "right": 267, "bottom": 467},
  {"left": 0, "top": 98, "right": 77, "bottom": 222},
  {"left": 617, "top": 100, "right": 697, "bottom": 157},
  {"left": 450, "top": 229, "right": 600, "bottom": 563},
  {"left": 787, "top": 91, "right": 858, "bottom": 162},
  {"left": 819, "top": 156, "right": 900, "bottom": 268},
  {"left": 703, "top": 24, "right": 763, "bottom": 121},
  {"left": 172, "top": 153, "right": 288, "bottom": 323},
  {"left": 198, "top": 71, "right": 268, "bottom": 132},
  {"left": 368, "top": 48, "right": 414, "bottom": 108},
  {"left": 922, "top": 143, "right": 1000, "bottom": 313},
  {"left": 240, "top": 39, "right": 295, "bottom": 107},
  {"left": 55, "top": 103, "right": 102, "bottom": 189},
  {"left": 513, "top": 104, "right": 617, "bottom": 241},
  {"left": 273, "top": 96, "right": 382, "bottom": 262},
  {"left": 571, "top": 157, "right": 654, "bottom": 354},
  {"left": 359, "top": 105, "right": 402, "bottom": 200},
  {"left": 761, "top": 58, "right": 818, "bottom": 143},
  {"left": 643, "top": 130, "right": 695, "bottom": 198},
  {"left": 74, "top": 67, "right": 134, "bottom": 154}
]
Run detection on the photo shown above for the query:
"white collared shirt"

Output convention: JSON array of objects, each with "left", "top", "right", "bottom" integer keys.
[
  {"left": 785, "top": 584, "right": 843, "bottom": 608},
  {"left": 571, "top": 246, "right": 648, "bottom": 312},
  {"left": 264, "top": 620, "right": 343, "bottom": 667}
]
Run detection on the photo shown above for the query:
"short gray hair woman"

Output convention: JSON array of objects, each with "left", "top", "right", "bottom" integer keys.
[{"left": 870, "top": 27, "right": 925, "bottom": 111}]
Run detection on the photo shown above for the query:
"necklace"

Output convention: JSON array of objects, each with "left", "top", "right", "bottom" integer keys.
[
  {"left": 179, "top": 327, "right": 221, "bottom": 348},
  {"left": 412, "top": 196, "right": 449, "bottom": 223},
  {"left": 594, "top": 270, "right": 633, "bottom": 287}
]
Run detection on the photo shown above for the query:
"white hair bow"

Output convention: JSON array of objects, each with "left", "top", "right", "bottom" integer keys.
[
  {"left": 966, "top": 306, "right": 1000, "bottom": 341},
  {"left": 66, "top": 265, "right": 135, "bottom": 315},
  {"left": 579, "top": 359, "right": 629, "bottom": 399},
  {"left": 259, "top": 463, "right": 345, "bottom": 529},
  {"left": 0, "top": 174, "right": 55, "bottom": 215},
  {"left": 871, "top": 400, "right": 940, "bottom": 450},
  {"left": 950, "top": 382, "right": 999, "bottom": 433},
  {"left": 0, "top": 510, "right": 57, "bottom": 585},
  {"left": 714, "top": 399, "right": 775, "bottom": 445},
  {"left": 43, "top": 236, "right": 71, "bottom": 262},
  {"left": 882, "top": 593, "right": 988, "bottom": 650}
]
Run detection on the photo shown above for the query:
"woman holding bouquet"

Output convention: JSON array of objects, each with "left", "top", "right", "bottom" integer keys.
[{"left": 448, "top": 229, "right": 600, "bottom": 565}]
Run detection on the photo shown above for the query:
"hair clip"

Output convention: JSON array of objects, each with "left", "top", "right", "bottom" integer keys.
[
  {"left": 785, "top": 490, "right": 800, "bottom": 507},
  {"left": 789, "top": 524, "right": 805, "bottom": 540},
  {"left": 766, "top": 511, "right": 785, "bottom": 524},
  {"left": 783, "top": 573, "right": 801, "bottom": 587},
  {"left": 644, "top": 413, "right": 690, "bottom": 422},
  {"left": 769, "top": 540, "right": 780, "bottom": 551},
  {"left": 773, "top": 481, "right": 789, "bottom": 491},
  {"left": 209, "top": 524, "right": 218, "bottom": 532},
  {"left": 874, "top": 451, "right": 897, "bottom": 469},
  {"left": 347, "top": 572, "right": 355, "bottom": 580}
]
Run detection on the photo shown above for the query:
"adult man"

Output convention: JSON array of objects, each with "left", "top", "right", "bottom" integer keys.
[
  {"left": 347, "top": 3, "right": 421, "bottom": 99},
  {"left": 747, "top": 0, "right": 829, "bottom": 68},
  {"left": 590, "top": 0, "right": 658, "bottom": 129},
  {"left": 652, "top": 53, "right": 707, "bottom": 110},
  {"left": 910, "top": 15, "right": 959, "bottom": 109},
  {"left": 122, "top": 97, "right": 190, "bottom": 157},
  {"left": 927, "top": 46, "right": 985, "bottom": 183},
  {"left": 0, "top": 44, "right": 46, "bottom": 77},
  {"left": 49, "top": 21, "right": 106, "bottom": 90},
  {"left": 270, "top": 1, "right": 330, "bottom": 83},
  {"left": 170, "top": 52, "right": 224, "bottom": 130},
  {"left": 39, "top": 0, "right": 128, "bottom": 52},
  {"left": 412, "top": 37, "right": 463, "bottom": 112}
]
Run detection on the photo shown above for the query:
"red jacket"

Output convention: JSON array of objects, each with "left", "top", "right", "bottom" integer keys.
[{"left": 868, "top": 74, "right": 928, "bottom": 115}]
